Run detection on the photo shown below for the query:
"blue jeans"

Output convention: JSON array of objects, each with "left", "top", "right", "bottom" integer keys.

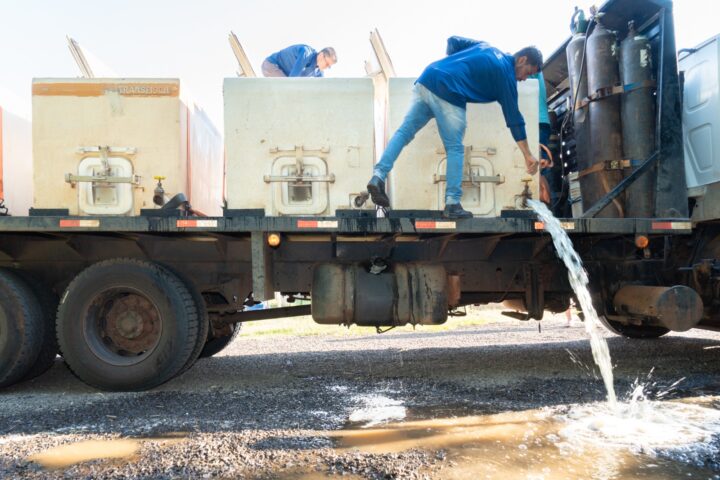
[{"left": 373, "top": 84, "right": 467, "bottom": 205}]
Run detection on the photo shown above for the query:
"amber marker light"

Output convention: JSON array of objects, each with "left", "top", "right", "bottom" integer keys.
[
  {"left": 267, "top": 233, "right": 281, "bottom": 248},
  {"left": 635, "top": 235, "right": 649, "bottom": 249}
]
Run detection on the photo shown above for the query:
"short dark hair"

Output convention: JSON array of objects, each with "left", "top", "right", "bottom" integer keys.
[
  {"left": 514, "top": 46, "right": 543, "bottom": 67},
  {"left": 320, "top": 47, "right": 337, "bottom": 63}
]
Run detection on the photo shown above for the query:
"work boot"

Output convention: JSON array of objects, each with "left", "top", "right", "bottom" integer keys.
[
  {"left": 367, "top": 176, "right": 390, "bottom": 207},
  {"left": 442, "top": 203, "right": 473, "bottom": 219}
]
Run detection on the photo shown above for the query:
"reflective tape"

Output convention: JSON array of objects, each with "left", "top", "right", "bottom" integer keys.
[
  {"left": 297, "top": 220, "right": 338, "bottom": 228},
  {"left": 176, "top": 219, "right": 218, "bottom": 228},
  {"left": 59, "top": 219, "right": 100, "bottom": 228},
  {"left": 652, "top": 221, "right": 692, "bottom": 231},
  {"left": 534, "top": 221, "right": 575, "bottom": 231},
  {"left": 415, "top": 221, "right": 457, "bottom": 230}
]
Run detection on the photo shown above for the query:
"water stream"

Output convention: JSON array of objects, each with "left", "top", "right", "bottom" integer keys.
[{"left": 528, "top": 199, "right": 618, "bottom": 406}]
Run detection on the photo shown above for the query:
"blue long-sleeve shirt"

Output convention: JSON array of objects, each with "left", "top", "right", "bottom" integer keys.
[
  {"left": 418, "top": 37, "right": 527, "bottom": 141},
  {"left": 266, "top": 45, "right": 322, "bottom": 77}
]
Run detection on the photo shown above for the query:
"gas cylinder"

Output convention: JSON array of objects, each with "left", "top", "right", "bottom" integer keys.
[
  {"left": 585, "top": 18, "right": 624, "bottom": 217},
  {"left": 566, "top": 31, "right": 589, "bottom": 211},
  {"left": 621, "top": 21, "right": 656, "bottom": 218}
]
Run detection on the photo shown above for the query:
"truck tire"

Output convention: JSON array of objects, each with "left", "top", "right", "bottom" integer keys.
[
  {"left": 0, "top": 269, "right": 44, "bottom": 388},
  {"left": 166, "top": 268, "right": 209, "bottom": 375},
  {"left": 199, "top": 322, "right": 243, "bottom": 358},
  {"left": 57, "top": 259, "right": 200, "bottom": 391},
  {"left": 598, "top": 316, "right": 669, "bottom": 339},
  {"left": 14, "top": 272, "right": 60, "bottom": 381}
]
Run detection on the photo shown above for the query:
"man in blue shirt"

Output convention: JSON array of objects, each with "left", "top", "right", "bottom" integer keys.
[
  {"left": 262, "top": 45, "right": 337, "bottom": 77},
  {"left": 367, "top": 38, "right": 542, "bottom": 219}
]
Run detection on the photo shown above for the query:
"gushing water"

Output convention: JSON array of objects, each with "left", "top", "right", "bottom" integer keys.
[{"left": 528, "top": 200, "right": 617, "bottom": 405}]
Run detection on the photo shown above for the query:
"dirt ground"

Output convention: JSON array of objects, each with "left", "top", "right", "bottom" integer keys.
[{"left": 1, "top": 312, "right": 719, "bottom": 479}]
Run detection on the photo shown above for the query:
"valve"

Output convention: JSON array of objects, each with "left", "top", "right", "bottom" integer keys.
[
  {"left": 153, "top": 176, "right": 166, "bottom": 206},
  {"left": 354, "top": 190, "right": 370, "bottom": 208},
  {"left": 520, "top": 176, "right": 534, "bottom": 208}
]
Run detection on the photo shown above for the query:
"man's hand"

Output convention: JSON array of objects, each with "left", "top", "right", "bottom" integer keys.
[
  {"left": 525, "top": 154, "right": 539, "bottom": 175},
  {"left": 516, "top": 139, "right": 540, "bottom": 175}
]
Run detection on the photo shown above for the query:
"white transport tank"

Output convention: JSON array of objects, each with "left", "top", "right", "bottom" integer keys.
[
  {"left": 0, "top": 101, "right": 32, "bottom": 216},
  {"left": 224, "top": 78, "right": 376, "bottom": 216},
  {"left": 385, "top": 78, "right": 540, "bottom": 215},
  {"left": 32, "top": 78, "right": 223, "bottom": 216}
]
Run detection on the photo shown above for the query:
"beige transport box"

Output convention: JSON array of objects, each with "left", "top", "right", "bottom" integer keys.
[
  {"left": 0, "top": 102, "right": 32, "bottom": 216},
  {"left": 32, "top": 78, "right": 223, "bottom": 216},
  {"left": 224, "top": 78, "right": 375, "bottom": 216},
  {"left": 386, "top": 78, "right": 540, "bottom": 215}
]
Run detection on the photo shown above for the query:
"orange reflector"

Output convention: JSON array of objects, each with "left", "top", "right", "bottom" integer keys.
[
  {"left": 635, "top": 235, "right": 649, "bottom": 249},
  {"left": 268, "top": 233, "right": 281, "bottom": 248}
]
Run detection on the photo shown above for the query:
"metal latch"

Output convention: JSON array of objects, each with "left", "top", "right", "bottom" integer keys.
[
  {"left": 263, "top": 145, "right": 335, "bottom": 183},
  {"left": 433, "top": 145, "right": 502, "bottom": 185},
  {"left": 66, "top": 146, "right": 142, "bottom": 187},
  {"left": 435, "top": 146, "right": 497, "bottom": 157},
  {"left": 433, "top": 173, "right": 505, "bottom": 184}
]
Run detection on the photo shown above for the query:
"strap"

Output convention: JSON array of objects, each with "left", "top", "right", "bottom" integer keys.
[
  {"left": 578, "top": 159, "right": 637, "bottom": 179},
  {"left": 576, "top": 79, "right": 656, "bottom": 110}
]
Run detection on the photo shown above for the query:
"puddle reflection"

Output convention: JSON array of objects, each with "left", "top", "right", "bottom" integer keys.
[
  {"left": 333, "top": 397, "right": 720, "bottom": 479},
  {"left": 28, "top": 434, "right": 186, "bottom": 470}
]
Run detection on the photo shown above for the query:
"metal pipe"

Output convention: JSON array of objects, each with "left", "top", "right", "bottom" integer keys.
[{"left": 217, "top": 305, "right": 312, "bottom": 324}]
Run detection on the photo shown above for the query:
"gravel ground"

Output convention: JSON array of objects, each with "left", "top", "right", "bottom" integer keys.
[{"left": 1, "top": 315, "right": 720, "bottom": 479}]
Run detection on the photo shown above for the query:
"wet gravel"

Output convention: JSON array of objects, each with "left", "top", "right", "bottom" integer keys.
[{"left": 1, "top": 316, "right": 720, "bottom": 479}]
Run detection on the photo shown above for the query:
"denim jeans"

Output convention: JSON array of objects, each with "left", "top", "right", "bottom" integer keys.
[{"left": 373, "top": 84, "right": 467, "bottom": 204}]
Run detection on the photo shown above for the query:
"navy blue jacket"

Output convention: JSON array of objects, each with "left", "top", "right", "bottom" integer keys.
[
  {"left": 266, "top": 45, "right": 322, "bottom": 77},
  {"left": 418, "top": 37, "right": 526, "bottom": 141}
]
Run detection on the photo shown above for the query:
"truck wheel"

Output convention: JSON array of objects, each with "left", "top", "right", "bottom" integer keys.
[
  {"left": 200, "top": 323, "right": 242, "bottom": 358},
  {"left": 598, "top": 316, "right": 669, "bottom": 339},
  {"left": 15, "top": 273, "right": 60, "bottom": 381},
  {"left": 0, "top": 269, "right": 44, "bottom": 388},
  {"left": 169, "top": 271, "right": 209, "bottom": 375},
  {"left": 57, "top": 259, "right": 200, "bottom": 391}
]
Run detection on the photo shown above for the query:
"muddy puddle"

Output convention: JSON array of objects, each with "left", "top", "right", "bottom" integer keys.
[
  {"left": 28, "top": 435, "right": 186, "bottom": 470},
  {"left": 332, "top": 395, "right": 720, "bottom": 479}
]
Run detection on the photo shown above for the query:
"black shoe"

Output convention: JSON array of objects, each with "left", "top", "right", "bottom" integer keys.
[
  {"left": 443, "top": 203, "right": 473, "bottom": 219},
  {"left": 367, "top": 176, "right": 390, "bottom": 207}
]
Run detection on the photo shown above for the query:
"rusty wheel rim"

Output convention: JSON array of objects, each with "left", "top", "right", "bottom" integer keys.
[{"left": 83, "top": 288, "right": 163, "bottom": 366}]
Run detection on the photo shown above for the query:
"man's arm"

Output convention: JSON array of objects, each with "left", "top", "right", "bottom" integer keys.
[
  {"left": 288, "top": 46, "right": 314, "bottom": 76},
  {"left": 446, "top": 36, "right": 481, "bottom": 55},
  {"left": 496, "top": 76, "right": 539, "bottom": 174}
]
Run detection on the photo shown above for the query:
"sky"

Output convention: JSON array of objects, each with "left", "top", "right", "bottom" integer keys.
[{"left": 1, "top": 0, "right": 718, "bottom": 128}]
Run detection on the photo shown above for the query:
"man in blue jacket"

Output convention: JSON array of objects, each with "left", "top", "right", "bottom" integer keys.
[
  {"left": 262, "top": 45, "right": 337, "bottom": 77},
  {"left": 367, "top": 37, "right": 542, "bottom": 219}
]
